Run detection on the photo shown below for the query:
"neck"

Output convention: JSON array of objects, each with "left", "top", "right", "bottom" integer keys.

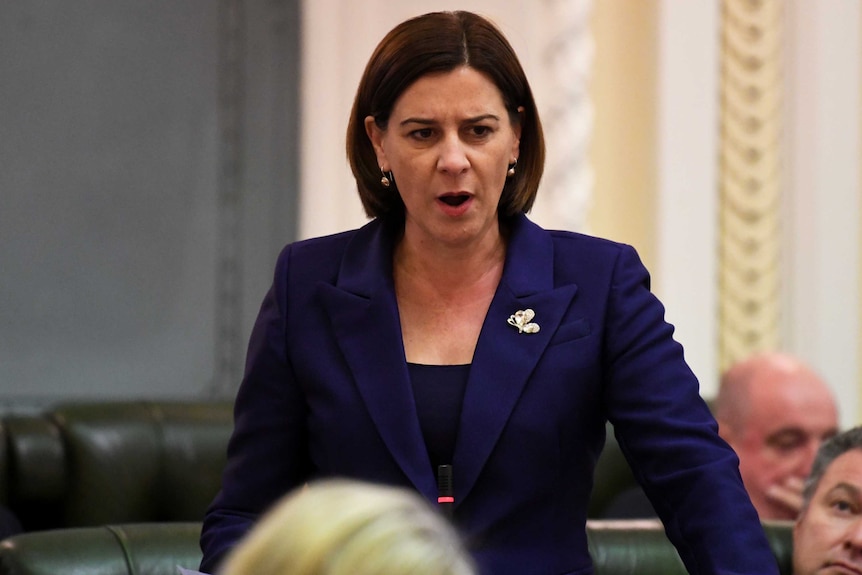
[{"left": 394, "top": 226, "right": 506, "bottom": 295}]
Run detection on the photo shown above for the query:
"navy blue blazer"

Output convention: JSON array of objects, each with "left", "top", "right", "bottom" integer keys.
[{"left": 201, "top": 215, "right": 778, "bottom": 575}]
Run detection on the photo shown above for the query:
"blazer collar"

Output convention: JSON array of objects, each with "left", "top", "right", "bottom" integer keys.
[
  {"left": 454, "top": 215, "right": 577, "bottom": 504},
  {"left": 330, "top": 214, "right": 554, "bottom": 296},
  {"left": 317, "top": 220, "right": 436, "bottom": 497},
  {"left": 317, "top": 215, "right": 578, "bottom": 504}
]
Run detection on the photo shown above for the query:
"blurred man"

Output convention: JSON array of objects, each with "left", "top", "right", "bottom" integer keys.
[
  {"left": 793, "top": 426, "right": 862, "bottom": 575},
  {"left": 602, "top": 352, "right": 839, "bottom": 520},
  {"left": 716, "top": 352, "right": 839, "bottom": 520}
]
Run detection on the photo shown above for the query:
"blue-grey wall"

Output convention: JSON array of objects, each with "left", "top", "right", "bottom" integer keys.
[{"left": 0, "top": 1, "right": 300, "bottom": 410}]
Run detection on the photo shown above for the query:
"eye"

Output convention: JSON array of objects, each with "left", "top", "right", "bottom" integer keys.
[
  {"left": 409, "top": 128, "right": 434, "bottom": 140},
  {"left": 833, "top": 499, "right": 856, "bottom": 514},
  {"left": 827, "top": 493, "right": 861, "bottom": 516},
  {"left": 766, "top": 430, "right": 807, "bottom": 454},
  {"left": 468, "top": 125, "right": 493, "bottom": 138}
]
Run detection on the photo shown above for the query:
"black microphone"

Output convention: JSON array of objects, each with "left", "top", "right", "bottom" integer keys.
[{"left": 437, "top": 464, "right": 454, "bottom": 518}]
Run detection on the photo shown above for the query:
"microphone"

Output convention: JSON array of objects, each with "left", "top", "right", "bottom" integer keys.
[{"left": 437, "top": 464, "right": 454, "bottom": 518}]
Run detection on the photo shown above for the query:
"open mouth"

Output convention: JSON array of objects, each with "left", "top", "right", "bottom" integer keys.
[{"left": 439, "top": 193, "right": 470, "bottom": 207}]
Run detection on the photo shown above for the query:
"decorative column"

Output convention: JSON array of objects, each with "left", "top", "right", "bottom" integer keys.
[
  {"left": 532, "top": 0, "right": 594, "bottom": 233},
  {"left": 718, "top": 0, "right": 784, "bottom": 371},
  {"left": 212, "top": 0, "right": 246, "bottom": 396}
]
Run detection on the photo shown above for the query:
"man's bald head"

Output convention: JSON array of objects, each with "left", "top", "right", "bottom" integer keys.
[{"left": 713, "top": 352, "right": 839, "bottom": 520}]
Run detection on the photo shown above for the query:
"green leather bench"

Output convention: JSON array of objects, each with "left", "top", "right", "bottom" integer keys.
[
  {"left": 1, "top": 401, "right": 232, "bottom": 531},
  {"left": 588, "top": 423, "right": 637, "bottom": 517},
  {"left": 0, "top": 399, "right": 708, "bottom": 535},
  {"left": 0, "top": 520, "right": 793, "bottom": 575},
  {"left": 0, "top": 522, "right": 202, "bottom": 575},
  {"left": 0, "top": 401, "right": 638, "bottom": 533},
  {"left": 587, "top": 520, "right": 793, "bottom": 575}
]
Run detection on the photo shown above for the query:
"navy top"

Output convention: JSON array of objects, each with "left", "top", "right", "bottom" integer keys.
[{"left": 407, "top": 363, "right": 470, "bottom": 471}]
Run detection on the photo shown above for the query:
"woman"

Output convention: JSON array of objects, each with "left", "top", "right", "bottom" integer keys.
[
  {"left": 220, "top": 479, "right": 475, "bottom": 575},
  {"left": 201, "top": 11, "right": 778, "bottom": 575}
]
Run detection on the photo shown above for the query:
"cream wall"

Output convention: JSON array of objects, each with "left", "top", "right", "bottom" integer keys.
[
  {"left": 785, "top": 0, "right": 860, "bottom": 427},
  {"left": 300, "top": 0, "right": 861, "bottom": 423},
  {"left": 589, "top": 1, "right": 658, "bottom": 271},
  {"left": 589, "top": 1, "right": 862, "bottom": 420},
  {"left": 592, "top": 2, "right": 723, "bottom": 393}
]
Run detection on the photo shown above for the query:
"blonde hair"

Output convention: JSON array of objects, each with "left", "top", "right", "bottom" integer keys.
[{"left": 220, "top": 479, "right": 475, "bottom": 575}]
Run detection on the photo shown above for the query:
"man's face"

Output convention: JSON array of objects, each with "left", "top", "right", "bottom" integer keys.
[
  {"left": 793, "top": 449, "right": 862, "bottom": 575},
  {"left": 730, "top": 377, "right": 838, "bottom": 520}
]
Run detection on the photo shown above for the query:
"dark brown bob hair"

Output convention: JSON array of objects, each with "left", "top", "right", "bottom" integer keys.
[{"left": 346, "top": 11, "right": 545, "bottom": 224}]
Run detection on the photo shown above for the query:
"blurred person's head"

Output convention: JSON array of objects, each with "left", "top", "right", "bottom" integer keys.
[
  {"left": 715, "top": 352, "right": 839, "bottom": 520},
  {"left": 793, "top": 426, "right": 862, "bottom": 575},
  {"left": 221, "top": 479, "right": 475, "bottom": 575},
  {"left": 346, "top": 10, "right": 544, "bottom": 226}
]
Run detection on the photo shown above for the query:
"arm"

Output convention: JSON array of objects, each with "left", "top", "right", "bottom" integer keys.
[
  {"left": 602, "top": 245, "right": 778, "bottom": 575},
  {"left": 200, "top": 246, "right": 311, "bottom": 573}
]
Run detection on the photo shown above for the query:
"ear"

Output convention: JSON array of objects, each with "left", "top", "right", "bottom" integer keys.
[
  {"left": 716, "top": 416, "right": 733, "bottom": 442},
  {"left": 510, "top": 106, "right": 524, "bottom": 160},
  {"left": 364, "top": 116, "right": 388, "bottom": 170}
]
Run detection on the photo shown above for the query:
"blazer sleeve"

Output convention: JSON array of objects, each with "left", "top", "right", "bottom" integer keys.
[
  {"left": 199, "top": 244, "right": 312, "bottom": 573},
  {"left": 602, "top": 245, "right": 778, "bottom": 575}
]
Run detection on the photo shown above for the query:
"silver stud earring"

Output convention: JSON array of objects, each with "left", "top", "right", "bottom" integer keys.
[{"left": 507, "top": 159, "right": 517, "bottom": 178}]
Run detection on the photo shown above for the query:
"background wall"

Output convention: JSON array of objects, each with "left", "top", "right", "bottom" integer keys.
[
  {"left": 590, "top": 1, "right": 657, "bottom": 271},
  {"left": 0, "top": 1, "right": 300, "bottom": 410},
  {"left": 1, "top": 1, "right": 859, "bottom": 426},
  {"left": 783, "top": 0, "right": 860, "bottom": 428},
  {"left": 299, "top": 0, "right": 861, "bottom": 425}
]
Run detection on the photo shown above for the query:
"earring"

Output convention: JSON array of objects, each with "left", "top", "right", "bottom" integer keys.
[
  {"left": 380, "top": 168, "right": 393, "bottom": 188},
  {"left": 507, "top": 159, "right": 517, "bottom": 178}
]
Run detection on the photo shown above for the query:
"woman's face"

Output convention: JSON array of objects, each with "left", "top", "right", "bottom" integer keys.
[{"left": 366, "top": 66, "right": 521, "bottom": 250}]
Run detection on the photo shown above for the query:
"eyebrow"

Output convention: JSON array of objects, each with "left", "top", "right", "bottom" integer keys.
[
  {"left": 399, "top": 114, "right": 501, "bottom": 127},
  {"left": 826, "top": 483, "right": 862, "bottom": 498},
  {"left": 765, "top": 426, "right": 839, "bottom": 445},
  {"left": 765, "top": 428, "right": 805, "bottom": 444}
]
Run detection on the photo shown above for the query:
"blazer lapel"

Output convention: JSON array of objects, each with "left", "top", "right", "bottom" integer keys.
[
  {"left": 317, "top": 221, "right": 436, "bottom": 500},
  {"left": 453, "top": 216, "right": 578, "bottom": 505},
  {"left": 315, "top": 216, "right": 579, "bottom": 506}
]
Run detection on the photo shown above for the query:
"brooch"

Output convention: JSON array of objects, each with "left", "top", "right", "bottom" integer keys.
[{"left": 507, "top": 309, "right": 540, "bottom": 334}]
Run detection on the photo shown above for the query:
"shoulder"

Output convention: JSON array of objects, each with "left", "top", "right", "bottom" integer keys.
[
  {"left": 275, "top": 220, "right": 381, "bottom": 266},
  {"left": 271, "top": 218, "right": 393, "bottom": 287},
  {"left": 267, "top": 228, "right": 359, "bottom": 290},
  {"left": 514, "top": 215, "right": 633, "bottom": 259},
  {"left": 543, "top": 226, "right": 645, "bottom": 282},
  {"left": 547, "top": 228, "right": 631, "bottom": 258},
  {"left": 280, "top": 228, "right": 356, "bottom": 261},
  {"left": 506, "top": 216, "right": 647, "bottom": 289}
]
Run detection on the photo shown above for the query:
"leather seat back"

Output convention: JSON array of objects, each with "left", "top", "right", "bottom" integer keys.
[
  {"left": 53, "top": 401, "right": 233, "bottom": 526},
  {"left": 1, "top": 401, "right": 232, "bottom": 530},
  {"left": 0, "top": 523, "right": 202, "bottom": 575},
  {"left": 0, "top": 520, "right": 794, "bottom": 575}
]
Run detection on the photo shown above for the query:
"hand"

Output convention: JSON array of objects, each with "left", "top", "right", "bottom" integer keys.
[{"left": 766, "top": 476, "right": 806, "bottom": 516}]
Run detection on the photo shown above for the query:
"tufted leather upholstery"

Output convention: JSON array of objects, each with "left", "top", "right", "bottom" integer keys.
[
  {"left": 0, "top": 400, "right": 706, "bottom": 531},
  {"left": 587, "top": 422, "right": 637, "bottom": 517},
  {"left": 0, "top": 520, "right": 793, "bottom": 575},
  {"left": 586, "top": 520, "right": 793, "bottom": 575},
  {"left": 1, "top": 401, "right": 232, "bottom": 531},
  {"left": 0, "top": 523, "right": 202, "bottom": 575}
]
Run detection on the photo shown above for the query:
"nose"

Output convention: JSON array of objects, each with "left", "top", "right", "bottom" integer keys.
[
  {"left": 436, "top": 133, "right": 470, "bottom": 176},
  {"left": 796, "top": 440, "right": 822, "bottom": 477},
  {"left": 844, "top": 518, "right": 862, "bottom": 555}
]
